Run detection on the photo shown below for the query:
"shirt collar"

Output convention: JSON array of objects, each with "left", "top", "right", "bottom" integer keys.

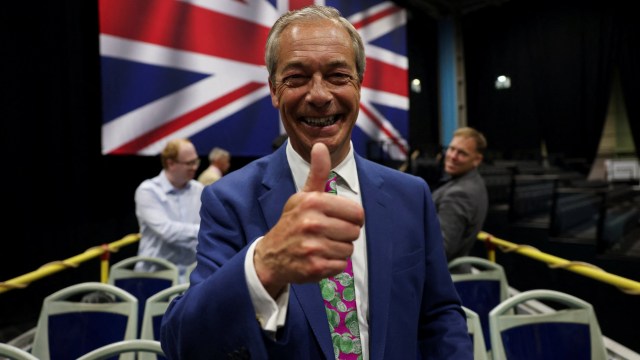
[
  {"left": 159, "top": 169, "right": 191, "bottom": 194},
  {"left": 286, "top": 141, "right": 359, "bottom": 195}
]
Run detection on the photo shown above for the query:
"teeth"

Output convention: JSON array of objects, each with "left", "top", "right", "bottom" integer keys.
[{"left": 303, "top": 116, "right": 337, "bottom": 126}]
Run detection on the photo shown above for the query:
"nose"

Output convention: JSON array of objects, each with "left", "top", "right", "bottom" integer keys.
[
  {"left": 447, "top": 148, "right": 460, "bottom": 161},
  {"left": 305, "top": 74, "right": 332, "bottom": 107}
]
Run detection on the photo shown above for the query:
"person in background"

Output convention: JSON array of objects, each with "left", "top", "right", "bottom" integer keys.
[
  {"left": 161, "top": 5, "right": 472, "bottom": 359},
  {"left": 197, "top": 146, "right": 231, "bottom": 186},
  {"left": 432, "top": 126, "right": 489, "bottom": 267},
  {"left": 134, "top": 138, "right": 204, "bottom": 283}
]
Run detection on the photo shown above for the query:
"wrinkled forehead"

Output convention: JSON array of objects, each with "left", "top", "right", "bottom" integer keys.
[
  {"left": 282, "top": 19, "right": 350, "bottom": 49},
  {"left": 277, "top": 21, "right": 354, "bottom": 69}
]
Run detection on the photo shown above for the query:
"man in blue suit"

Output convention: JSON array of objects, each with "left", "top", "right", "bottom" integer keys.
[{"left": 161, "top": 5, "right": 472, "bottom": 359}]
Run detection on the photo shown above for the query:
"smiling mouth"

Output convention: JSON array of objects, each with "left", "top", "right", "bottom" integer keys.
[{"left": 301, "top": 116, "right": 338, "bottom": 127}]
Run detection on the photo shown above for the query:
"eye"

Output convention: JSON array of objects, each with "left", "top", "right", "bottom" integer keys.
[
  {"left": 282, "top": 75, "right": 309, "bottom": 88},
  {"left": 328, "top": 73, "right": 352, "bottom": 85}
]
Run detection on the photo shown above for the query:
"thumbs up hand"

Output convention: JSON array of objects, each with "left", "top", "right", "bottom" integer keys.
[
  {"left": 301, "top": 141, "right": 333, "bottom": 193},
  {"left": 255, "top": 142, "right": 364, "bottom": 298}
]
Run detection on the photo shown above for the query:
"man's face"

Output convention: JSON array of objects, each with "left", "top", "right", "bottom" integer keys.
[
  {"left": 269, "top": 19, "right": 361, "bottom": 166},
  {"left": 215, "top": 156, "right": 231, "bottom": 174},
  {"left": 168, "top": 142, "right": 200, "bottom": 185},
  {"left": 444, "top": 135, "right": 483, "bottom": 177}
]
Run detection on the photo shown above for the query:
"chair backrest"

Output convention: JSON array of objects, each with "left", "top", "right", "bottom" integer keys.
[
  {"left": 138, "top": 283, "right": 188, "bottom": 360},
  {"left": 108, "top": 256, "right": 179, "bottom": 337},
  {"left": 140, "top": 283, "right": 188, "bottom": 341},
  {"left": 0, "top": 343, "right": 39, "bottom": 360},
  {"left": 31, "top": 282, "right": 138, "bottom": 360},
  {"left": 448, "top": 256, "right": 509, "bottom": 353},
  {"left": 76, "top": 339, "right": 164, "bottom": 360},
  {"left": 462, "top": 306, "right": 488, "bottom": 360},
  {"left": 489, "top": 289, "right": 607, "bottom": 360}
]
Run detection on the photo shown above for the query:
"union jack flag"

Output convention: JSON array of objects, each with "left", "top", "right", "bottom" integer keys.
[{"left": 99, "top": 0, "right": 408, "bottom": 160}]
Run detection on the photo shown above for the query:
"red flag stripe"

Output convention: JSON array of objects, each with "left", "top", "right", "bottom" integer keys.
[
  {"left": 360, "top": 103, "right": 408, "bottom": 156},
  {"left": 363, "top": 57, "right": 407, "bottom": 97},
  {"left": 99, "top": 0, "right": 269, "bottom": 66},
  {"left": 351, "top": 4, "right": 403, "bottom": 29},
  {"left": 111, "top": 82, "right": 265, "bottom": 154},
  {"left": 289, "top": 0, "right": 315, "bottom": 10}
]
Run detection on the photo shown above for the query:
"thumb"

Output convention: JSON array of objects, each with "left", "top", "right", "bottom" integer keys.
[{"left": 302, "top": 142, "right": 331, "bottom": 193}]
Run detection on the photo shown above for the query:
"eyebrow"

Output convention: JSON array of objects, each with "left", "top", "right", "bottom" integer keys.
[
  {"left": 280, "top": 59, "right": 352, "bottom": 74},
  {"left": 449, "top": 146, "right": 470, "bottom": 156}
]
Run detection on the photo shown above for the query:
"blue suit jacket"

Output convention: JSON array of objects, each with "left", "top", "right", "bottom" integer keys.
[{"left": 161, "top": 145, "right": 473, "bottom": 359}]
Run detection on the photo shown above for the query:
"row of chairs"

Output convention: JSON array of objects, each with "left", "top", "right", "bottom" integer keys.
[
  {"left": 1, "top": 256, "right": 191, "bottom": 360},
  {"left": 453, "top": 256, "right": 607, "bottom": 360},
  {"left": 2, "top": 255, "right": 608, "bottom": 359},
  {"left": 28, "top": 281, "right": 188, "bottom": 359}
]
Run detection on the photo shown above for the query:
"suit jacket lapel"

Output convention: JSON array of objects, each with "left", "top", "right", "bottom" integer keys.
[
  {"left": 356, "top": 156, "right": 393, "bottom": 360},
  {"left": 257, "top": 147, "right": 334, "bottom": 359},
  {"left": 258, "top": 147, "right": 295, "bottom": 228},
  {"left": 292, "top": 284, "right": 335, "bottom": 359}
]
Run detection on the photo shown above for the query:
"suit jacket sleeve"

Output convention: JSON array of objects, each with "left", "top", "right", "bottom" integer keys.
[
  {"left": 160, "top": 184, "right": 271, "bottom": 360},
  {"left": 416, "top": 181, "right": 473, "bottom": 358},
  {"left": 160, "top": 151, "right": 321, "bottom": 360},
  {"left": 436, "top": 186, "right": 474, "bottom": 260},
  {"left": 356, "top": 158, "right": 472, "bottom": 359}
]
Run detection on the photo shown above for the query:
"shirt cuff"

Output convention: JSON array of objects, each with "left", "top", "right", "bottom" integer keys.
[
  {"left": 244, "top": 237, "right": 290, "bottom": 335},
  {"left": 188, "top": 223, "right": 200, "bottom": 239}
]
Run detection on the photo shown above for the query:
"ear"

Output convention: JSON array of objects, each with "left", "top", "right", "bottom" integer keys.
[
  {"left": 473, "top": 153, "right": 483, "bottom": 167},
  {"left": 269, "top": 79, "right": 279, "bottom": 108}
]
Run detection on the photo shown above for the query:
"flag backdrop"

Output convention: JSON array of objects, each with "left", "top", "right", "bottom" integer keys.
[{"left": 99, "top": 0, "right": 408, "bottom": 160}]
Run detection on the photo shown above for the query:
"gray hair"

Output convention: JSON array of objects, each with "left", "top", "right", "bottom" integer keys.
[
  {"left": 264, "top": 5, "right": 366, "bottom": 85},
  {"left": 208, "top": 147, "right": 230, "bottom": 162}
]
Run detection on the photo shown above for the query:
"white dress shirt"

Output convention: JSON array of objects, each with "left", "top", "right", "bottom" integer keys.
[
  {"left": 244, "top": 141, "right": 370, "bottom": 359},
  {"left": 134, "top": 170, "right": 203, "bottom": 280}
]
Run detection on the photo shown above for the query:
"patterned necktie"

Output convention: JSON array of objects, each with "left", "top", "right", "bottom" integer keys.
[{"left": 320, "top": 171, "right": 362, "bottom": 359}]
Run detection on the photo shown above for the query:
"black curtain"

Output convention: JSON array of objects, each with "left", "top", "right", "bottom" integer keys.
[
  {"left": 2, "top": 1, "right": 147, "bottom": 335},
  {"left": 533, "top": 1, "right": 616, "bottom": 165},
  {"left": 462, "top": 0, "right": 622, "bottom": 165},
  {"left": 462, "top": 2, "right": 543, "bottom": 161},
  {"left": 616, "top": 3, "right": 640, "bottom": 158},
  {"left": 406, "top": 10, "right": 441, "bottom": 156}
]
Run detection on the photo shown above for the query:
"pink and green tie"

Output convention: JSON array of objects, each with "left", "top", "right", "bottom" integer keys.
[{"left": 320, "top": 171, "right": 362, "bottom": 359}]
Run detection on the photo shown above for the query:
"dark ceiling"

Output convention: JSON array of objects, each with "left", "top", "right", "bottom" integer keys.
[{"left": 392, "top": 0, "right": 510, "bottom": 18}]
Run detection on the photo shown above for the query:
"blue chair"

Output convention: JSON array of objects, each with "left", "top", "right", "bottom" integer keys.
[
  {"left": 489, "top": 289, "right": 607, "bottom": 360},
  {"left": 31, "top": 282, "right": 138, "bottom": 360},
  {"left": 76, "top": 339, "right": 164, "bottom": 360},
  {"left": 108, "top": 256, "right": 179, "bottom": 337},
  {"left": 448, "top": 256, "right": 509, "bottom": 355},
  {"left": 139, "top": 283, "right": 188, "bottom": 359},
  {"left": 462, "top": 306, "right": 488, "bottom": 360}
]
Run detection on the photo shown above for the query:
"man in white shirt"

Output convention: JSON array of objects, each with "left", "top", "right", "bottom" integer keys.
[{"left": 134, "top": 138, "right": 203, "bottom": 282}]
